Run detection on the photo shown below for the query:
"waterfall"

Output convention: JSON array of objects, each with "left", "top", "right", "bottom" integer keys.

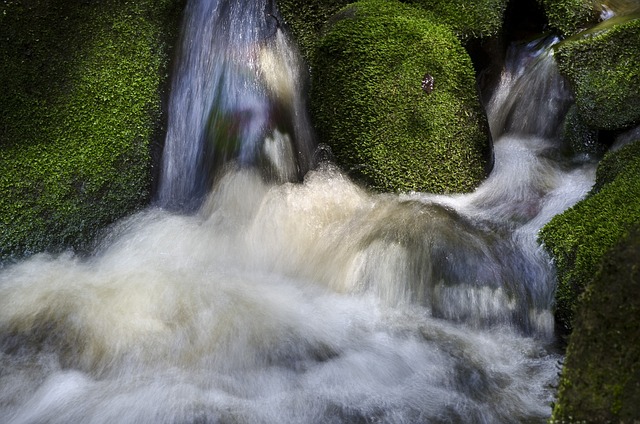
[
  {"left": 0, "top": 2, "right": 598, "bottom": 423},
  {"left": 157, "top": 0, "right": 314, "bottom": 211}
]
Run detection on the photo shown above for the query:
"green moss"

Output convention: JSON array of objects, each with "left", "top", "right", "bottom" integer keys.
[
  {"left": 0, "top": 0, "right": 185, "bottom": 261},
  {"left": 538, "top": 0, "right": 598, "bottom": 36},
  {"left": 551, "top": 224, "right": 640, "bottom": 422},
  {"left": 279, "top": 0, "right": 507, "bottom": 65},
  {"left": 554, "top": 16, "right": 640, "bottom": 130},
  {"left": 310, "top": 0, "right": 490, "bottom": 194},
  {"left": 400, "top": 0, "right": 508, "bottom": 40},
  {"left": 277, "top": 0, "right": 352, "bottom": 65},
  {"left": 539, "top": 139, "right": 640, "bottom": 331}
]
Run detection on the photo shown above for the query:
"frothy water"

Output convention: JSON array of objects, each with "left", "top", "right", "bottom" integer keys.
[{"left": 0, "top": 5, "right": 597, "bottom": 424}]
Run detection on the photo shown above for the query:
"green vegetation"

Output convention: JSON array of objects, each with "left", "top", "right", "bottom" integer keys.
[
  {"left": 0, "top": 0, "right": 185, "bottom": 261},
  {"left": 538, "top": 0, "right": 597, "bottom": 35},
  {"left": 310, "top": 0, "right": 491, "bottom": 194},
  {"left": 539, "top": 139, "right": 640, "bottom": 332},
  {"left": 401, "top": 0, "right": 508, "bottom": 40},
  {"left": 554, "top": 16, "right": 640, "bottom": 130},
  {"left": 551, "top": 224, "right": 640, "bottom": 422},
  {"left": 278, "top": 0, "right": 508, "bottom": 72},
  {"left": 543, "top": 17, "right": 640, "bottom": 334},
  {"left": 277, "top": 0, "right": 352, "bottom": 65}
]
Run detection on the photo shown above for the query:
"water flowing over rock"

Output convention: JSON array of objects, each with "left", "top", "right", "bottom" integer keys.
[
  {"left": 0, "top": 1, "right": 600, "bottom": 422},
  {"left": 157, "top": 0, "right": 315, "bottom": 211}
]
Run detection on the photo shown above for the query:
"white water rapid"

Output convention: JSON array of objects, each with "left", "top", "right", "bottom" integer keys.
[{"left": 1, "top": 3, "right": 597, "bottom": 423}]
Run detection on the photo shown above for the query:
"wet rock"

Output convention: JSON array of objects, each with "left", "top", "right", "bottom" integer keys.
[
  {"left": 552, "top": 224, "right": 640, "bottom": 422},
  {"left": 554, "top": 16, "right": 640, "bottom": 131}
]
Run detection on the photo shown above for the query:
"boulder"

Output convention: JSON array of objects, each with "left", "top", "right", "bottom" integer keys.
[
  {"left": 551, "top": 224, "right": 640, "bottom": 421},
  {"left": 540, "top": 138, "right": 640, "bottom": 332},
  {"left": 554, "top": 16, "right": 640, "bottom": 131},
  {"left": 310, "top": 0, "right": 491, "bottom": 193},
  {"left": 537, "top": 0, "right": 598, "bottom": 35},
  {"left": 0, "top": 0, "right": 185, "bottom": 261}
]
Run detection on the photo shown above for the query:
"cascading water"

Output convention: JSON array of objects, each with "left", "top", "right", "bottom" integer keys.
[
  {"left": 157, "top": 0, "right": 314, "bottom": 211},
  {"left": 0, "top": 2, "right": 598, "bottom": 423}
]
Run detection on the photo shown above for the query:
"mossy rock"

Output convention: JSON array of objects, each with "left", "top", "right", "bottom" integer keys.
[
  {"left": 539, "top": 138, "right": 640, "bottom": 332},
  {"left": 551, "top": 224, "right": 640, "bottom": 422},
  {"left": 554, "top": 16, "right": 640, "bottom": 130},
  {"left": 0, "top": 0, "right": 185, "bottom": 261},
  {"left": 537, "top": 0, "right": 598, "bottom": 35},
  {"left": 310, "top": 0, "right": 491, "bottom": 194},
  {"left": 400, "top": 0, "right": 508, "bottom": 40},
  {"left": 277, "top": 0, "right": 352, "bottom": 65}
]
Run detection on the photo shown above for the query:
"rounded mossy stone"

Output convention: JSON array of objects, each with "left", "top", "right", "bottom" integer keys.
[
  {"left": 0, "top": 0, "right": 185, "bottom": 261},
  {"left": 554, "top": 16, "right": 640, "bottom": 130},
  {"left": 539, "top": 138, "right": 640, "bottom": 332},
  {"left": 400, "top": 0, "right": 509, "bottom": 40},
  {"left": 537, "top": 0, "right": 598, "bottom": 35},
  {"left": 277, "top": 0, "right": 352, "bottom": 65},
  {"left": 551, "top": 225, "right": 640, "bottom": 422},
  {"left": 311, "top": 0, "right": 491, "bottom": 194}
]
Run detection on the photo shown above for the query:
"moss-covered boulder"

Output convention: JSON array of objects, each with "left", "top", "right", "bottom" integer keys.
[
  {"left": 551, "top": 224, "right": 640, "bottom": 422},
  {"left": 310, "top": 0, "right": 491, "bottom": 193},
  {"left": 554, "top": 16, "right": 640, "bottom": 131},
  {"left": 400, "top": 0, "right": 508, "bottom": 40},
  {"left": 539, "top": 139, "right": 640, "bottom": 332},
  {"left": 277, "top": 0, "right": 352, "bottom": 65},
  {"left": 537, "top": 0, "right": 640, "bottom": 37},
  {"left": 0, "top": 0, "right": 184, "bottom": 261},
  {"left": 537, "top": 0, "right": 597, "bottom": 36}
]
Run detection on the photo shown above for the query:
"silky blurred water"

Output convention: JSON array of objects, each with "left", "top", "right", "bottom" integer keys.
[
  {"left": 0, "top": 3, "right": 598, "bottom": 423},
  {"left": 157, "top": 0, "right": 313, "bottom": 211}
]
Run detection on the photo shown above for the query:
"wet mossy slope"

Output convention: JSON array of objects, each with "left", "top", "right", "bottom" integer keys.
[
  {"left": 310, "top": 0, "right": 491, "bottom": 194},
  {"left": 0, "top": 0, "right": 184, "bottom": 261},
  {"left": 540, "top": 139, "right": 640, "bottom": 332},
  {"left": 537, "top": 0, "right": 597, "bottom": 36},
  {"left": 551, "top": 224, "right": 640, "bottom": 422},
  {"left": 554, "top": 16, "right": 640, "bottom": 130}
]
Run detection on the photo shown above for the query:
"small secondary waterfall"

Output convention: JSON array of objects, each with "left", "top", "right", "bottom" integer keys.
[
  {"left": 0, "top": 3, "right": 599, "bottom": 423},
  {"left": 157, "top": 0, "right": 314, "bottom": 211}
]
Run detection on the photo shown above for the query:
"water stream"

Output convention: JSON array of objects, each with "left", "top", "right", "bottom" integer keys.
[
  {"left": 0, "top": 2, "right": 598, "bottom": 423},
  {"left": 157, "top": 0, "right": 313, "bottom": 211}
]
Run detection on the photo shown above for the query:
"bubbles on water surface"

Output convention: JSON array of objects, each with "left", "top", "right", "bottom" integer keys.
[
  {"left": 0, "top": 164, "right": 574, "bottom": 423},
  {"left": 0, "top": 2, "right": 600, "bottom": 423}
]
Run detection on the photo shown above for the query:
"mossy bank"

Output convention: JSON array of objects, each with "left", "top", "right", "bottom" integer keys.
[
  {"left": 539, "top": 0, "right": 640, "bottom": 35},
  {"left": 550, "top": 223, "right": 640, "bottom": 422},
  {"left": 538, "top": 8, "right": 640, "bottom": 331},
  {"left": 539, "top": 135, "right": 640, "bottom": 417},
  {"left": 0, "top": 0, "right": 185, "bottom": 261},
  {"left": 309, "top": 0, "right": 492, "bottom": 194},
  {"left": 555, "top": 15, "right": 640, "bottom": 131}
]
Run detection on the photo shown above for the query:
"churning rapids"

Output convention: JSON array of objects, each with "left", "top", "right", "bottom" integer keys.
[{"left": 1, "top": 1, "right": 599, "bottom": 423}]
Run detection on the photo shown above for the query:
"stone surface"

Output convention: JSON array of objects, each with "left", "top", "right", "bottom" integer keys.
[{"left": 310, "top": 0, "right": 491, "bottom": 193}]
